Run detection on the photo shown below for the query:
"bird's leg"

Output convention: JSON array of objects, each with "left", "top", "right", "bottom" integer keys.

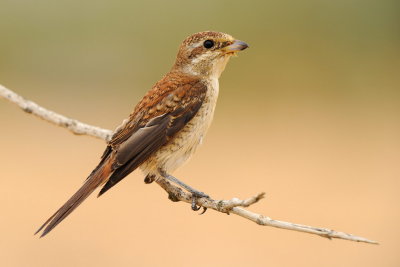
[
  {"left": 158, "top": 169, "right": 209, "bottom": 212},
  {"left": 162, "top": 173, "right": 209, "bottom": 199}
]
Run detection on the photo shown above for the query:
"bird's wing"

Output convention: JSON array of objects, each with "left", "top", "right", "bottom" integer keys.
[
  {"left": 108, "top": 74, "right": 205, "bottom": 147},
  {"left": 35, "top": 75, "right": 206, "bottom": 237},
  {"left": 99, "top": 77, "right": 207, "bottom": 195}
]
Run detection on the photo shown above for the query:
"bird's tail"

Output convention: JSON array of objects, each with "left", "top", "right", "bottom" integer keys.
[{"left": 35, "top": 154, "right": 114, "bottom": 237}]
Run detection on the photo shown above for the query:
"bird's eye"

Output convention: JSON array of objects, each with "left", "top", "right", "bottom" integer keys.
[{"left": 203, "top": 40, "right": 214, "bottom": 49}]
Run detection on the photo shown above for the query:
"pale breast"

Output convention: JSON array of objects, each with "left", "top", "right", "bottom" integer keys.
[{"left": 141, "top": 78, "right": 219, "bottom": 174}]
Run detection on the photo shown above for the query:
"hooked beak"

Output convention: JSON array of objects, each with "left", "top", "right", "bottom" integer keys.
[{"left": 223, "top": 40, "right": 249, "bottom": 53}]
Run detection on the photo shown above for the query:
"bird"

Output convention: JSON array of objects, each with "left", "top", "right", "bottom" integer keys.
[{"left": 35, "top": 31, "right": 248, "bottom": 237}]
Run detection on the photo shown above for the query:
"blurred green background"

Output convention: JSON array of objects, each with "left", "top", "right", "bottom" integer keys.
[{"left": 0, "top": 1, "right": 399, "bottom": 266}]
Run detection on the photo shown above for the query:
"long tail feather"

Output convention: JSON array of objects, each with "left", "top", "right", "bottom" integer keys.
[{"left": 35, "top": 155, "right": 114, "bottom": 237}]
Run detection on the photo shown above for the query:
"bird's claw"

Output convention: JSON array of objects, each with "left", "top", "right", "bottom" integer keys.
[
  {"left": 190, "top": 191, "right": 210, "bottom": 214},
  {"left": 199, "top": 207, "right": 207, "bottom": 215},
  {"left": 191, "top": 197, "right": 201, "bottom": 211}
]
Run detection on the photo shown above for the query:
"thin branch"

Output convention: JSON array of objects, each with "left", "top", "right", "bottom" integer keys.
[
  {"left": 0, "top": 83, "right": 378, "bottom": 245},
  {"left": 155, "top": 179, "right": 377, "bottom": 244},
  {"left": 0, "top": 84, "right": 113, "bottom": 141}
]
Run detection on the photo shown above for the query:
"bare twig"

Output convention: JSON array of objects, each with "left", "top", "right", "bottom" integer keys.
[
  {"left": 0, "top": 84, "right": 113, "bottom": 141},
  {"left": 155, "top": 179, "right": 377, "bottom": 244},
  {"left": 0, "top": 83, "right": 378, "bottom": 244}
]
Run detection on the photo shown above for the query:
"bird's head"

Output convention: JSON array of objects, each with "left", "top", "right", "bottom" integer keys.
[{"left": 173, "top": 31, "right": 248, "bottom": 79}]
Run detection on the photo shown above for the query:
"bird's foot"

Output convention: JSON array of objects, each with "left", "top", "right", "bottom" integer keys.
[
  {"left": 158, "top": 170, "right": 210, "bottom": 214},
  {"left": 190, "top": 190, "right": 210, "bottom": 214}
]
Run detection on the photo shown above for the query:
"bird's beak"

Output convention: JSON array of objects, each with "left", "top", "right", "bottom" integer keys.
[{"left": 223, "top": 40, "right": 249, "bottom": 53}]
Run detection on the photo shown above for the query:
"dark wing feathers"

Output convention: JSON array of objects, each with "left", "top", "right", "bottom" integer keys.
[
  {"left": 115, "top": 115, "right": 169, "bottom": 166},
  {"left": 97, "top": 116, "right": 170, "bottom": 196}
]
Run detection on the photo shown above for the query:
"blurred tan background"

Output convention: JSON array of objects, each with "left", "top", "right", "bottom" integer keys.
[{"left": 0, "top": 0, "right": 399, "bottom": 266}]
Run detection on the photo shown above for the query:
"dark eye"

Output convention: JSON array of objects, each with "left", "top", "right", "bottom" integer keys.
[{"left": 203, "top": 40, "right": 214, "bottom": 49}]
